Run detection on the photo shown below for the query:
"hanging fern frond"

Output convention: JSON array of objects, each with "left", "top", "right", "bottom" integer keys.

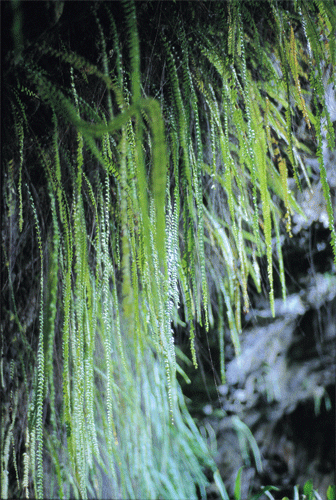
[
  {"left": 3, "top": 1, "right": 336, "bottom": 498},
  {"left": 26, "top": 187, "right": 44, "bottom": 499}
]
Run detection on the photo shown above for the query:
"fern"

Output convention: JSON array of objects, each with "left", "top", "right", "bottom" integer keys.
[
  {"left": 3, "top": 1, "right": 336, "bottom": 498},
  {"left": 315, "top": 108, "right": 336, "bottom": 264},
  {"left": 27, "top": 187, "right": 44, "bottom": 498}
]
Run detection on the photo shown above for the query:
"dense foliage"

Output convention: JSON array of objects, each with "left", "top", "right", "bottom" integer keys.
[{"left": 2, "top": 1, "right": 335, "bottom": 498}]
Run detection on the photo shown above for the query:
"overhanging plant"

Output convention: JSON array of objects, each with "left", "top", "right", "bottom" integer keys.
[{"left": 2, "top": 0, "right": 335, "bottom": 498}]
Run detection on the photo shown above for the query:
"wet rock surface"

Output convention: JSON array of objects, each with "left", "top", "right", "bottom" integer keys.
[
  {"left": 205, "top": 273, "right": 336, "bottom": 499},
  {"left": 195, "top": 88, "right": 336, "bottom": 499},
  {"left": 183, "top": 195, "right": 336, "bottom": 498}
]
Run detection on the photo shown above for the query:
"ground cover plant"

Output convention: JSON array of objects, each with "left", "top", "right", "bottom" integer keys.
[{"left": 1, "top": 0, "right": 335, "bottom": 498}]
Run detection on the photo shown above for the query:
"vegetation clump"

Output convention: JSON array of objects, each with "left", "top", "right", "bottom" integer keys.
[{"left": 2, "top": 1, "right": 335, "bottom": 498}]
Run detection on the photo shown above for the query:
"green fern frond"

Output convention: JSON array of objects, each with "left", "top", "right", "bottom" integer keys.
[
  {"left": 123, "top": 0, "right": 141, "bottom": 103},
  {"left": 315, "top": 114, "right": 336, "bottom": 265},
  {"left": 27, "top": 187, "right": 44, "bottom": 499}
]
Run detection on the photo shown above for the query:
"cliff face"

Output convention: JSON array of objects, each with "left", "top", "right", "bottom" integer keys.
[
  {"left": 198, "top": 158, "right": 336, "bottom": 498},
  {"left": 185, "top": 95, "right": 336, "bottom": 497},
  {"left": 212, "top": 274, "right": 335, "bottom": 498}
]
